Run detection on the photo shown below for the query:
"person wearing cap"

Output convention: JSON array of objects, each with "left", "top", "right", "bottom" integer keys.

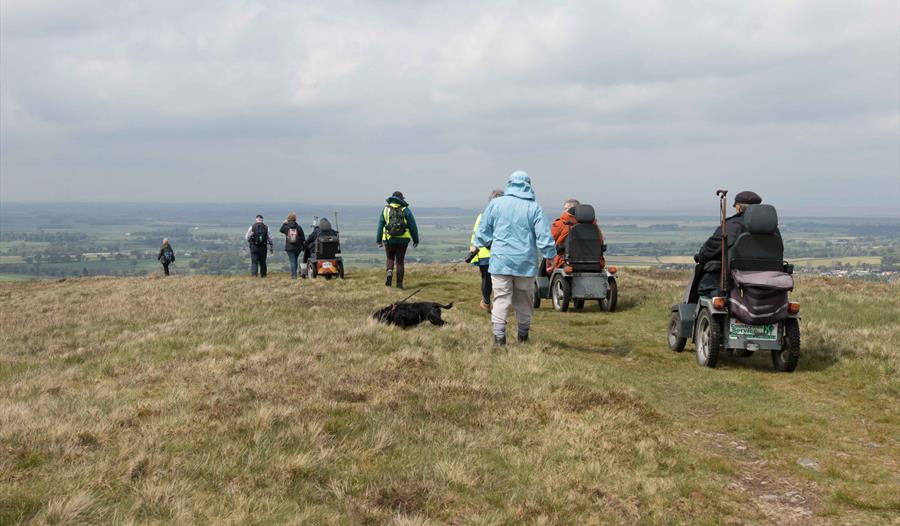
[
  {"left": 245, "top": 214, "right": 274, "bottom": 277},
  {"left": 694, "top": 191, "right": 776, "bottom": 293},
  {"left": 376, "top": 191, "right": 419, "bottom": 289},
  {"left": 474, "top": 171, "right": 556, "bottom": 346}
]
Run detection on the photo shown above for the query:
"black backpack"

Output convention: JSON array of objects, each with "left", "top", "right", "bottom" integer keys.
[
  {"left": 385, "top": 206, "right": 408, "bottom": 237},
  {"left": 162, "top": 246, "right": 174, "bottom": 263},
  {"left": 252, "top": 223, "right": 268, "bottom": 246}
]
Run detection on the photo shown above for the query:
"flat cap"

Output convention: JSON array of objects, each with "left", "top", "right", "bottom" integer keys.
[{"left": 734, "top": 191, "right": 762, "bottom": 205}]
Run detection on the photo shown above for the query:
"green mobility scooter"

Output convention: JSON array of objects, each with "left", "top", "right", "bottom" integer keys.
[
  {"left": 668, "top": 193, "right": 801, "bottom": 371},
  {"left": 534, "top": 204, "right": 618, "bottom": 312}
]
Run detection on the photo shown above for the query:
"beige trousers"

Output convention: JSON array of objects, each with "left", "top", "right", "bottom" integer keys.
[{"left": 490, "top": 274, "right": 535, "bottom": 338}]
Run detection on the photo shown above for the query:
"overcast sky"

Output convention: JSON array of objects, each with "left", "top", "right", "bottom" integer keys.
[{"left": 1, "top": 0, "right": 898, "bottom": 214}]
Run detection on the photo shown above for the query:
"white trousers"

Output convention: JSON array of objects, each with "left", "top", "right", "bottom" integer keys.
[{"left": 490, "top": 274, "right": 535, "bottom": 337}]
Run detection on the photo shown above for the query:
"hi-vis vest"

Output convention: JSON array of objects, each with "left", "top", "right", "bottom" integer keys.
[
  {"left": 382, "top": 203, "right": 412, "bottom": 241},
  {"left": 470, "top": 214, "right": 491, "bottom": 263}
]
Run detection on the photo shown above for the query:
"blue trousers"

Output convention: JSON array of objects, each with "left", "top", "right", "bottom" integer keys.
[{"left": 287, "top": 250, "right": 300, "bottom": 279}]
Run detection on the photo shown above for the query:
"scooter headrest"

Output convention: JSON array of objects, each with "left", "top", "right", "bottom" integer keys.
[
  {"left": 744, "top": 204, "right": 778, "bottom": 234},
  {"left": 574, "top": 204, "right": 595, "bottom": 224}
]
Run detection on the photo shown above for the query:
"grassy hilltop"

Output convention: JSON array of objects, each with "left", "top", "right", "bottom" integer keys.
[{"left": 1, "top": 266, "right": 897, "bottom": 525}]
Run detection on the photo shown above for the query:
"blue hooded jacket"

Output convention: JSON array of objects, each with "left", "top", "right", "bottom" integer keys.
[{"left": 474, "top": 171, "right": 555, "bottom": 277}]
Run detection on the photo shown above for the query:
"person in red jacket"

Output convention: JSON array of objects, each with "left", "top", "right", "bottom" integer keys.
[{"left": 550, "top": 199, "right": 605, "bottom": 270}]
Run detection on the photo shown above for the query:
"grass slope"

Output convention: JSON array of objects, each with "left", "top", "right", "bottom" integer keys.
[{"left": 1, "top": 267, "right": 897, "bottom": 525}]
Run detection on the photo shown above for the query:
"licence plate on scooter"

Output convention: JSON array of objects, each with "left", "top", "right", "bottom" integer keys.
[
  {"left": 321, "top": 262, "right": 334, "bottom": 269},
  {"left": 729, "top": 320, "right": 778, "bottom": 341}
]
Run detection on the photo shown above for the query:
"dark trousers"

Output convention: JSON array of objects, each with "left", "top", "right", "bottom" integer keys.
[
  {"left": 287, "top": 250, "right": 300, "bottom": 279},
  {"left": 479, "top": 264, "right": 492, "bottom": 304},
  {"left": 162, "top": 262, "right": 170, "bottom": 276},
  {"left": 385, "top": 243, "right": 408, "bottom": 284},
  {"left": 250, "top": 246, "right": 268, "bottom": 277}
]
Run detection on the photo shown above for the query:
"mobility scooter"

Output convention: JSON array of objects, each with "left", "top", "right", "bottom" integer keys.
[
  {"left": 533, "top": 204, "right": 618, "bottom": 312},
  {"left": 668, "top": 192, "right": 801, "bottom": 371}
]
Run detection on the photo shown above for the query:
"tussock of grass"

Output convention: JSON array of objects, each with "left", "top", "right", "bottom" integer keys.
[{"left": 1, "top": 266, "right": 897, "bottom": 524}]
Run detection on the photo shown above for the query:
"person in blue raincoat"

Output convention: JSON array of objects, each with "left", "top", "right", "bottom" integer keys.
[{"left": 474, "top": 171, "right": 555, "bottom": 346}]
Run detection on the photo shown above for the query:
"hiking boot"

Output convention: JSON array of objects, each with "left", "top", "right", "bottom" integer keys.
[
  {"left": 396, "top": 280, "right": 404, "bottom": 290},
  {"left": 480, "top": 300, "right": 491, "bottom": 313},
  {"left": 385, "top": 270, "right": 393, "bottom": 287},
  {"left": 494, "top": 335, "right": 507, "bottom": 346},
  {"left": 517, "top": 332, "right": 529, "bottom": 343}
]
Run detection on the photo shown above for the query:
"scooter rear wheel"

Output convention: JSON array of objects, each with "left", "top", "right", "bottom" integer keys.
[
  {"left": 601, "top": 279, "right": 618, "bottom": 312},
  {"left": 668, "top": 312, "right": 686, "bottom": 352},
  {"left": 772, "top": 318, "right": 801, "bottom": 372},
  {"left": 695, "top": 308, "right": 723, "bottom": 368},
  {"left": 551, "top": 275, "right": 571, "bottom": 312}
]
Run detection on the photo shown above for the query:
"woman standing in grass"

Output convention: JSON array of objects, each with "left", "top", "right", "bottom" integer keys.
[
  {"left": 470, "top": 189, "right": 504, "bottom": 312},
  {"left": 157, "top": 238, "right": 175, "bottom": 276},
  {"left": 280, "top": 212, "right": 306, "bottom": 279}
]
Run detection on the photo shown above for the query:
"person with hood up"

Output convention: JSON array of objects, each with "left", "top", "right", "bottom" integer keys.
[
  {"left": 280, "top": 212, "right": 306, "bottom": 279},
  {"left": 474, "top": 171, "right": 555, "bottom": 345},
  {"left": 376, "top": 191, "right": 419, "bottom": 289}
]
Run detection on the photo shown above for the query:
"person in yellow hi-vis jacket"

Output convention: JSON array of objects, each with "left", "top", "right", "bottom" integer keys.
[{"left": 469, "top": 189, "right": 505, "bottom": 312}]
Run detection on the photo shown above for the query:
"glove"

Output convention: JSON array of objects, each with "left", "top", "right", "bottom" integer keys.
[
  {"left": 693, "top": 254, "right": 701, "bottom": 263},
  {"left": 413, "top": 242, "right": 418, "bottom": 248},
  {"left": 377, "top": 243, "right": 383, "bottom": 248}
]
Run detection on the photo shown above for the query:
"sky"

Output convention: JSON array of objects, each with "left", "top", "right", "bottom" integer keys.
[{"left": 1, "top": 0, "right": 898, "bottom": 215}]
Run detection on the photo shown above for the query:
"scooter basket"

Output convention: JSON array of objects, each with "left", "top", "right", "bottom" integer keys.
[{"left": 728, "top": 270, "right": 793, "bottom": 325}]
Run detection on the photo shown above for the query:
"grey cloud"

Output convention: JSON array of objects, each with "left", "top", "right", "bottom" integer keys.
[{"left": 1, "top": 0, "right": 897, "bottom": 214}]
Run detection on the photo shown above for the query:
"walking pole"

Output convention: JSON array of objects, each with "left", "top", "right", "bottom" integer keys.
[
  {"left": 715, "top": 189, "right": 728, "bottom": 293},
  {"left": 333, "top": 210, "right": 340, "bottom": 232}
]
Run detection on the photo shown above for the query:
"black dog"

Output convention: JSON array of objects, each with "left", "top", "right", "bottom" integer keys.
[{"left": 372, "top": 302, "right": 454, "bottom": 328}]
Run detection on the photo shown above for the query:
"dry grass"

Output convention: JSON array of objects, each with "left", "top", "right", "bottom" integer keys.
[{"left": 1, "top": 266, "right": 897, "bottom": 524}]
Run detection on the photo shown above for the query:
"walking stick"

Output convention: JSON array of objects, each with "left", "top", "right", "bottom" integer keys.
[{"left": 716, "top": 189, "right": 728, "bottom": 293}]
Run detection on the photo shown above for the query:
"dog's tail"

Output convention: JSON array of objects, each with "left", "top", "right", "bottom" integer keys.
[{"left": 437, "top": 302, "right": 454, "bottom": 310}]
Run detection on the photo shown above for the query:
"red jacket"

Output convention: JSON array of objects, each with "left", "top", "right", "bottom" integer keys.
[{"left": 550, "top": 212, "right": 605, "bottom": 269}]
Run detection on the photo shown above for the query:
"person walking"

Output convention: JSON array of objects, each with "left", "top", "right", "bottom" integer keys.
[
  {"left": 474, "top": 171, "right": 555, "bottom": 345},
  {"left": 157, "top": 238, "right": 175, "bottom": 276},
  {"left": 376, "top": 191, "right": 419, "bottom": 289},
  {"left": 280, "top": 212, "right": 306, "bottom": 279},
  {"left": 245, "top": 214, "right": 274, "bottom": 277},
  {"left": 469, "top": 189, "right": 504, "bottom": 312}
]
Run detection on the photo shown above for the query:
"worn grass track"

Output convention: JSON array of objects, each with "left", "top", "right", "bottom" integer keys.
[{"left": 1, "top": 266, "right": 897, "bottom": 524}]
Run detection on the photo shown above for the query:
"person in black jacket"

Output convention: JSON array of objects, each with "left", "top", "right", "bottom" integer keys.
[
  {"left": 245, "top": 214, "right": 274, "bottom": 277},
  {"left": 157, "top": 238, "right": 175, "bottom": 276},
  {"left": 694, "top": 191, "right": 778, "bottom": 293},
  {"left": 304, "top": 217, "right": 338, "bottom": 263},
  {"left": 280, "top": 212, "right": 306, "bottom": 279}
]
